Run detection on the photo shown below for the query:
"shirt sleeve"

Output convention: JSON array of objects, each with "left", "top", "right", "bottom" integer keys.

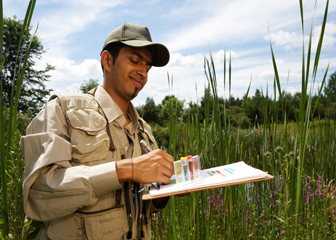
[{"left": 21, "top": 98, "right": 121, "bottom": 222}]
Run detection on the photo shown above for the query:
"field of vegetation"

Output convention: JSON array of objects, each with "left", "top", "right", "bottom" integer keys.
[
  {"left": 147, "top": 1, "right": 336, "bottom": 238},
  {"left": 1, "top": 0, "right": 335, "bottom": 239},
  {"left": 150, "top": 103, "right": 336, "bottom": 239}
]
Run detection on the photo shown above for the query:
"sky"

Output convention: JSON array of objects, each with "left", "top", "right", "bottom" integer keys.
[{"left": 4, "top": 0, "right": 336, "bottom": 107}]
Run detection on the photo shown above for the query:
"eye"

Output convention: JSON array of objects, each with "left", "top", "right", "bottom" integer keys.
[{"left": 130, "top": 57, "right": 139, "bottom": 64}]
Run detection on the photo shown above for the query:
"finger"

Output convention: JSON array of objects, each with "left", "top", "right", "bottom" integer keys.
[
  {"left": 159, "top": 174, "right": 172, "bottom": 185},
  {"left": 153, "top": 149, "right": 174, "bottom": 164},
  {"left": 160, "top": 165, "right": 173, "bottom": 179},
  {"left": 158, "top": 157, "right": 174, "bottom": 173}
]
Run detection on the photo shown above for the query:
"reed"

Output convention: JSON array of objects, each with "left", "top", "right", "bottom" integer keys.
[{"left": 0, "top": 0, "right": 36, "bottom": 237}]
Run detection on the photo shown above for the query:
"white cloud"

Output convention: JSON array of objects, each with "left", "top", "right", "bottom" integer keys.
[
  {"left": 266, "top": 31, "right": 303, "bottom": 50},
  {"left": 258, "top": 70, "right": 275, "bottom": 83},
  {"left": 169, "top": 53, "right": 198, "bottom": 67},
  {"left": 55, "top": 58, "right": 101, "bottom": 79},
  {"left": 285, "top": 86, "right": 301, "bottom": 95},
  {"left": 66, "top": 83, "right": 82, "bottom": 93},
  {"left": 266, "top": 22, "right": 336, "bottom": 51},
  {"left": 164, "top": 0, "right": 301, "bottom": 52},
  {"left": 5, "top": 0, "right": 336, "bottom": 106},
  {"left": 37, "top": 57, "right": 103, "bottom": 95},
  {"left": 314, "top": 22, "right": 336, "bottom": 49},
  {"left": 213, "top": 50, "right": 239, "bottom": 62},
  {"left": 35, "top": 1, "right": 124, "bottom": 54}
]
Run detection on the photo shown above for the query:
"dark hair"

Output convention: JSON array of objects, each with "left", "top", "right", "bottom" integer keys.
[{"left": 101, "top": 42, "right": 126, "bottom": 72}]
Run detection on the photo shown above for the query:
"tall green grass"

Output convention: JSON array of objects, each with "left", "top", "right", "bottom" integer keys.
[
  {"left": 152, "top": 0, "right": 335, "bottom": 239},
  {"left": 0, "top": 0, "right": 36, "bottom": 238},
  {"left": 270, "top": 0, "right": 330, "bottom": 237}
]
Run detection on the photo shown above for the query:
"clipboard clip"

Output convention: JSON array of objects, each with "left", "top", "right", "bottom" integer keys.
[{"left": 138, "top": 182, "right": 161, "bottom": 193}]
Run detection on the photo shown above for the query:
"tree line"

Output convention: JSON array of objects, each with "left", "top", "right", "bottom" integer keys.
[{"left": 133, "top": 71, "right": 336, "bottom": 129}]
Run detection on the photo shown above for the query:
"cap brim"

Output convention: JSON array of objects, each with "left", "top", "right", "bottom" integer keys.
[{"left": 121, "top": 40, "right": 170, "bottom": 67}]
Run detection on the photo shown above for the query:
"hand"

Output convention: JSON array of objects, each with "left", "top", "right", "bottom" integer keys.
[
  {"left": 116, "top": 149, "right": 174, "bottom": 185},
  {"left": 133, "top": 149, "right": 174, "bottom": 184}
]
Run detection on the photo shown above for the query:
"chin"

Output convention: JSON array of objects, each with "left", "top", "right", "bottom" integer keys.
[
  {"left": 130, "top": 94, "right": 138, "bottom": 100},
  {"left": 130, "top": 88, "right": 140, "bottom": 100}
]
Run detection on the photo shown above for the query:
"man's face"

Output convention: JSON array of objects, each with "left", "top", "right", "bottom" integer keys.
[{"left": 107, "top": 46, "right": 152, "bottom": 102}]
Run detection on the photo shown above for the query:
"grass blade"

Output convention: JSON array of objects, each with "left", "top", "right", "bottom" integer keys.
[{"left": 0, "top": 0, "right": 36, "bottom": 237}]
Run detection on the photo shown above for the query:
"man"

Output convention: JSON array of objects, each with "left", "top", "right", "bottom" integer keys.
[{"left": 21, "top": 23, "right": 174, "bottom": 239}]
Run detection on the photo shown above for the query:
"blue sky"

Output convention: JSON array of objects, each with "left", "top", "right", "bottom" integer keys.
[{"left": 4, "top": 0, "right": 336, "bottom": 107}]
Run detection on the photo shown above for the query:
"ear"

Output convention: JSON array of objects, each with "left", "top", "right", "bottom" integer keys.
[{"left": 101, "top": 50, "right": 112, "bottom": 73}]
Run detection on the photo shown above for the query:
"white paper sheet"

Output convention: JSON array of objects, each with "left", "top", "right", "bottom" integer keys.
[{"left": 150, "top": 161, "right": 268, "bottom": 196}]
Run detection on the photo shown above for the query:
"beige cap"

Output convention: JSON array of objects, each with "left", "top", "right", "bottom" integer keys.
[{"left": 102, "top": 23, "right": 170, "bottom": 67}]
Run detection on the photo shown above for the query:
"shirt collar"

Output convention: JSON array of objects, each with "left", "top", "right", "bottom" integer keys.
[{"left": 94, "top": 85, "right": 140, "bottom": 130}]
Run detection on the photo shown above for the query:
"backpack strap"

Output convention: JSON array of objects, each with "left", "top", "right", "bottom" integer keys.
[
  {"left": 87, "top": 87, "right": 116, "bottom": 152},
  {"left": 87, "top": 88, "right": 124, "bottom": 231},
  {"left": 87, "top": 87, "right": 98, "bottom": 96}
]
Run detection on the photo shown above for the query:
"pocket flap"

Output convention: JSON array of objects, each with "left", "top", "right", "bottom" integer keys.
[
  {"left": 67, "top": 108, "right": 106, "bottom": 132},
  {"left": 84, "top": 207, "right": 127, "bottom": 240},
  {"left": 47, "top": 213, "right": 77, "bottom": 239}
]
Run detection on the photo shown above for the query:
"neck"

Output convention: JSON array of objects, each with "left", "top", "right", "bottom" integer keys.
[
  {"left": 102, "top": 84, "right": 131, "bottom": 128},
  {"left": 110, "top": 94, "right": 131, "bottom": 128},
  {"left": 102, "top": 83, "right": 129, "bottom": 113}
]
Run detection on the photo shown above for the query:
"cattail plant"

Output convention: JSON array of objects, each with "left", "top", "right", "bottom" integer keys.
[{"left": 0, "top": 0, "right": 36, "bottom": 238}]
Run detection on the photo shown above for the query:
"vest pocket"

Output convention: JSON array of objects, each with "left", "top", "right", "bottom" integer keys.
[
  {"left": 47, "top": 207, "right": 127, "bottom": 240},
  {"left": 47, "top": 212, "right": 78, "bottom": 239},
  {"left": 66, "top": 108, "right": 110, "bottom": 163},
  {"left": 82, "top": 207, "right": 128, "bottom": 240}
]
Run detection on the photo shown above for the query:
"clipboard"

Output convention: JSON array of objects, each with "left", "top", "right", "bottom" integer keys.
[{"left": 142, "top": 161, "right": 274, "bottom": 200}]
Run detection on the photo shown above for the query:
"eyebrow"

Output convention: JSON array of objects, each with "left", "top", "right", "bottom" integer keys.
[{"left": 131, "top": 52, "right": 152, "bottom": 67}]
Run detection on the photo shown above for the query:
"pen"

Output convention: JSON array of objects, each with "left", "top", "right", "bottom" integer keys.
[
  {"left": 139, "top": 140, "right": 161, "bottom": 193},
  {"left": 140, "top": 139, "right": 153, "bottom": 153}
]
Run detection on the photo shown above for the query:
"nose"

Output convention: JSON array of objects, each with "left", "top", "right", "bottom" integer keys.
[{"left": 136, "top": 62, "right": 147, "bottom": 79}]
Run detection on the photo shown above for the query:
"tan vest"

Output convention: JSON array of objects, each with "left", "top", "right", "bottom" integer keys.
[{"left": 36, "top": 92, "right": 157, "bottom": 240}]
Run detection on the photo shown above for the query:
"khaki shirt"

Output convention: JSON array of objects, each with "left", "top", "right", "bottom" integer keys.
[{"left": 20, "top": 86, "right": 166, "bottom": 239}]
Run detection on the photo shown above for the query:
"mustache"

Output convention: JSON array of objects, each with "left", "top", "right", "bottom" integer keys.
[{"left": 130, "top": 74, "right": 145, "bottom": 86}]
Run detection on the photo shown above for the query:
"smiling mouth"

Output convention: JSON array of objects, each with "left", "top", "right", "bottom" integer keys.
[{"left": 130, "top": 76, "right": 143, "bottom": 88}]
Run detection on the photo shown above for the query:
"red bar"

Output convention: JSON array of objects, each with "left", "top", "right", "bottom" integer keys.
[{"left": 215, "top": 170, "right": 226, "bottom": 177}]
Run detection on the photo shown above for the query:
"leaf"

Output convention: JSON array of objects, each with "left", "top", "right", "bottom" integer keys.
[
  {"left": 272, "top": 215, "right": 285, "bottom": 223},
  {"left": 23, "top": 220, "right": 33, "bottom": 228}
]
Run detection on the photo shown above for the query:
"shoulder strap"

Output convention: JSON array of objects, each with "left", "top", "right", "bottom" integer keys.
[
  {"left": 87, "top": 87, "right": 98, "bottom": 96},
  {"left": 52, "top": 94, "right": 68, "bottom": 113},
  {"left": 48, "top": 91, "right": 116, "bottom": 152},
  {"left": 87, "top": 87, "right": 116, "bottom": 152}
]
